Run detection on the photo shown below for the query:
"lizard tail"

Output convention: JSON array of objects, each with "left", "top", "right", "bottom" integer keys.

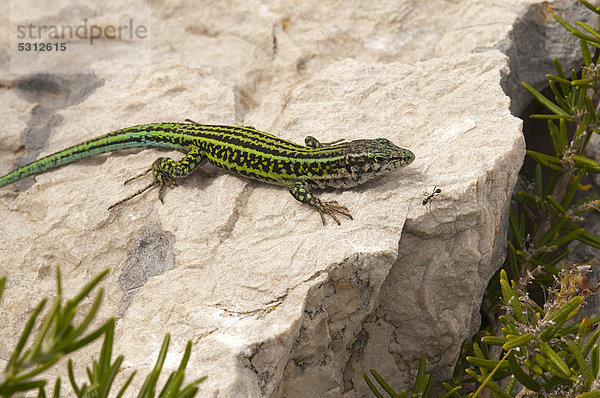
[{"left": 0, "top": 123, "right": 187, "bottom": 188}]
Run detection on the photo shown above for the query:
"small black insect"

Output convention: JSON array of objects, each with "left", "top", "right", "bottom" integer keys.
[{"left": 422, "top": 185, "right": 442, "bottom": 206}]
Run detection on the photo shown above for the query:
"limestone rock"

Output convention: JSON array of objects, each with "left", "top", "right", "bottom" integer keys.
[{"left": 0, "top": 0, "right": 586, "bottom": 397}]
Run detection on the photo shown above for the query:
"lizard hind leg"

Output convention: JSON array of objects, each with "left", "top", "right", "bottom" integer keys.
[{"left": 108, "top": 149, "right": 206, "bottom": 210}]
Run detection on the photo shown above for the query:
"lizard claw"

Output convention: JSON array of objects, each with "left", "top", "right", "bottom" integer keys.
[
  {"left": 108, "top": 180, "right": 158, "bottom": 210},
  {"left": 123, "top": 167, "right": 151, "bottom": 185},
  {"left": 318, "top": 200, "right": 353, "bottom": 225}
]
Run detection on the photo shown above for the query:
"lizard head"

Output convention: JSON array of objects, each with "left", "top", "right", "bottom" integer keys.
[{"left": 345, "top": 138, "right": 415, "bottom": 178}]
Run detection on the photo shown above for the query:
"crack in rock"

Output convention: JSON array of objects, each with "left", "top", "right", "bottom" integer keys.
[
  {"left": 214, "top": 259, "right": 342, "bottom": 319},
  {"left": 215, "top": 182, "right": 255, "bottom": 242}
]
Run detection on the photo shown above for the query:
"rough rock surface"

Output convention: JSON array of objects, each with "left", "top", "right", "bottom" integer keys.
[{"left": 0, "top": 0, "right": 588, "bottom": 396}]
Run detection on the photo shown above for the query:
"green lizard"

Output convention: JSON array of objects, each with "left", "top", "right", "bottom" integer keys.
[{"left": 0, "top": 121, "right": 415, "bottom": 224}]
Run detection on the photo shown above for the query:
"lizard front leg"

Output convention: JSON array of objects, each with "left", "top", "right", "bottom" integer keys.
[
  {"left": 304, "top": 136, "right": 345, "bottom": 148},
  {"left": 108, "top": 147, "right": 206, "bottom": 210},
  {"left": 288, "top": 182, "right": 353, "bottom": 225}
]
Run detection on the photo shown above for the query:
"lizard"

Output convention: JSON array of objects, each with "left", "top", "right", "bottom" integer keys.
[{"left": 0, "top": 121, "right": 415, "bottom": 224}]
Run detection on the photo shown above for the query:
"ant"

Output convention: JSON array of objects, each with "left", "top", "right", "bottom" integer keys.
[{"left": 422, "top": 185, "right": 442, "bottom": 206}]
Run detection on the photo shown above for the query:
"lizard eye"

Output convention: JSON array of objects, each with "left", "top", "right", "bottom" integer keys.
[{"left": 373, "top": 155, "right": 386, "bottom": 163}]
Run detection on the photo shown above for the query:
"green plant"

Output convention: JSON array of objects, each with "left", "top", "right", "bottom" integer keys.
[
  {"left": 363, "top": 357, "right": 432, "bottom": 398},
  {"left": 364, "top": 1, "right": 600, "bottom": 396},
  {"left": 364, "top": 269, "right": 600, "bottom": 397},
  {"left": 467, "top": 268, "right": 600, "bottom": 397},
  {"left": 0, "top": 268, "right": 204, "bottom": 397},
  {"left": 510, "top": 1, "right": 600, "bottom": 286},
  {"left": 363, "top": 357, "right": 466, "bottom": 398}
]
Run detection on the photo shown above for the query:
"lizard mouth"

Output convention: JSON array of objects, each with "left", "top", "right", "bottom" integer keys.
[{"left": 401, "top": 149, "right": 415, "bottom": 166}]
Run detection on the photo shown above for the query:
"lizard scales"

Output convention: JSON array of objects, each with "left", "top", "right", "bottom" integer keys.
[{"left": 0, "top": 122, "right": 415, "bottom": 224}]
